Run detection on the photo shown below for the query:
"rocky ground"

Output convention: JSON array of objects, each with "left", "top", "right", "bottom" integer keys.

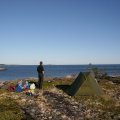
[{"left": 0, "top": 77, "right": 120, "bottom": 120}]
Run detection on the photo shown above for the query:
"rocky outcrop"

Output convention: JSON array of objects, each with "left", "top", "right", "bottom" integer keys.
[
  {"left": 0, "top": 86, "right": 119, "bottom": 120},
  {"left": 0, "top": 78, "right": 120, "bottom": 120},
  {"left": 0, "top": 68, "right": 7, "bottom": 71}
]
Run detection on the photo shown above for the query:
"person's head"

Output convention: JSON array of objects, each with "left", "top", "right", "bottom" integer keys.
[{"left": 40, "top": 61, "right": 43, "bottom": 65}]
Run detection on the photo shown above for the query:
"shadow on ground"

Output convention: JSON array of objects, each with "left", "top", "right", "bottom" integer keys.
[{"left": 56, "top": 85, "right": 70, "bottom": 95}]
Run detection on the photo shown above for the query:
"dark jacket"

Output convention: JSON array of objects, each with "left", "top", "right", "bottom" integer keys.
[{"left": 37, "top": 65, "right": 44, "bottom": 74}]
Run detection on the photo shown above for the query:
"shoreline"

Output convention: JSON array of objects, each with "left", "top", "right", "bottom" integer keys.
[
  {"left": 1, "top": 74, "right": 120, "bottom": 80},
  {"left": 0, "top": 74, "right": 76, "bottom": 82}
]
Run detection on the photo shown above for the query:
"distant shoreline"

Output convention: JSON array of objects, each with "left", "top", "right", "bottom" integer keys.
[{"left": 1, "top": 64, "right": 120, "bottom": 66}]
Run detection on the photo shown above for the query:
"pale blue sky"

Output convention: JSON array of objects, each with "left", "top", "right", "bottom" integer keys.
[{"left": 0, "top": 0, "right": 120, "bottom": 65}]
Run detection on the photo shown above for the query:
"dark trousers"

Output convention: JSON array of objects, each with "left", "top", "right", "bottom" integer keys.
[{"left": 38, "top": 73, "right": 44, "bottom": 89}]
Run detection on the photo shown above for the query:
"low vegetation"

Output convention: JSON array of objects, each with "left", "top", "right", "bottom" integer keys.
[
  {"left": 0, "top": 97, "right": 24, "bottom": 120},
  {"left": 0, "top": 76, "right": 120, "bottom": 120}
]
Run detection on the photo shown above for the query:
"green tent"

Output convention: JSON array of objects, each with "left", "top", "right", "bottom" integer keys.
[{"left": 66, "top": 72, "right": 104, "bottom": 96}]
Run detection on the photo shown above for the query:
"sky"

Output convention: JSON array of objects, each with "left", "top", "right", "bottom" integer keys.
[{"left": 0, "top": 0, "right": 120, "bottom": 65}]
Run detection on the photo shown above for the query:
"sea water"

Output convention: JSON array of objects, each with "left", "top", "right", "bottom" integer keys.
[{"left": 0, "top": 64, "right": 120, "bottom": 81}]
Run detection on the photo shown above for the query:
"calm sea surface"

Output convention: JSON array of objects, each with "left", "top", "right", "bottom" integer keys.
[{"left": 0, "top": 64, "right": 120, "bottom": 81}]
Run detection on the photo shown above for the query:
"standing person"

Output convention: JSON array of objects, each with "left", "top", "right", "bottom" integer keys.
[{"left": 37, "top": 61, "right": 44, "bottom": 89}]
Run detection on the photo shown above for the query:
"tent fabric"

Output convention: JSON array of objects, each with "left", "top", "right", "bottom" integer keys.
[{"left": 66, "top": 72, "right": 104, "bottom": 96}]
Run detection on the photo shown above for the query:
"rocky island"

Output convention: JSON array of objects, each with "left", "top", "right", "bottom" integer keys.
[
  {"left": 0, "top": 64, "right": 7, "bottom": 71},
  {"left": 0, "top": 68, "right": 7, "bottom": 71},
  {"left": 0, "top": 75, "right": 120, "bottom": 120}
]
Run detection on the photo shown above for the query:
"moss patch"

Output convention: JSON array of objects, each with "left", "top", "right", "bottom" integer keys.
[{"left": 0, "top": 97, "right": 25, "bottom": 120}]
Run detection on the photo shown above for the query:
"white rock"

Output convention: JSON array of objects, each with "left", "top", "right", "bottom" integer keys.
[
  {"left": 48, "top": 116, "right": 52, "bottom": 119},
  {"left": 31, "top": 109, "right": 36, "bottom": 113}
]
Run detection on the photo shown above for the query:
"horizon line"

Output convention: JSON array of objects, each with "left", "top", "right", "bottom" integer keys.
[{"left": 2, "top": 63, "right": 120, "bottom": 66}]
